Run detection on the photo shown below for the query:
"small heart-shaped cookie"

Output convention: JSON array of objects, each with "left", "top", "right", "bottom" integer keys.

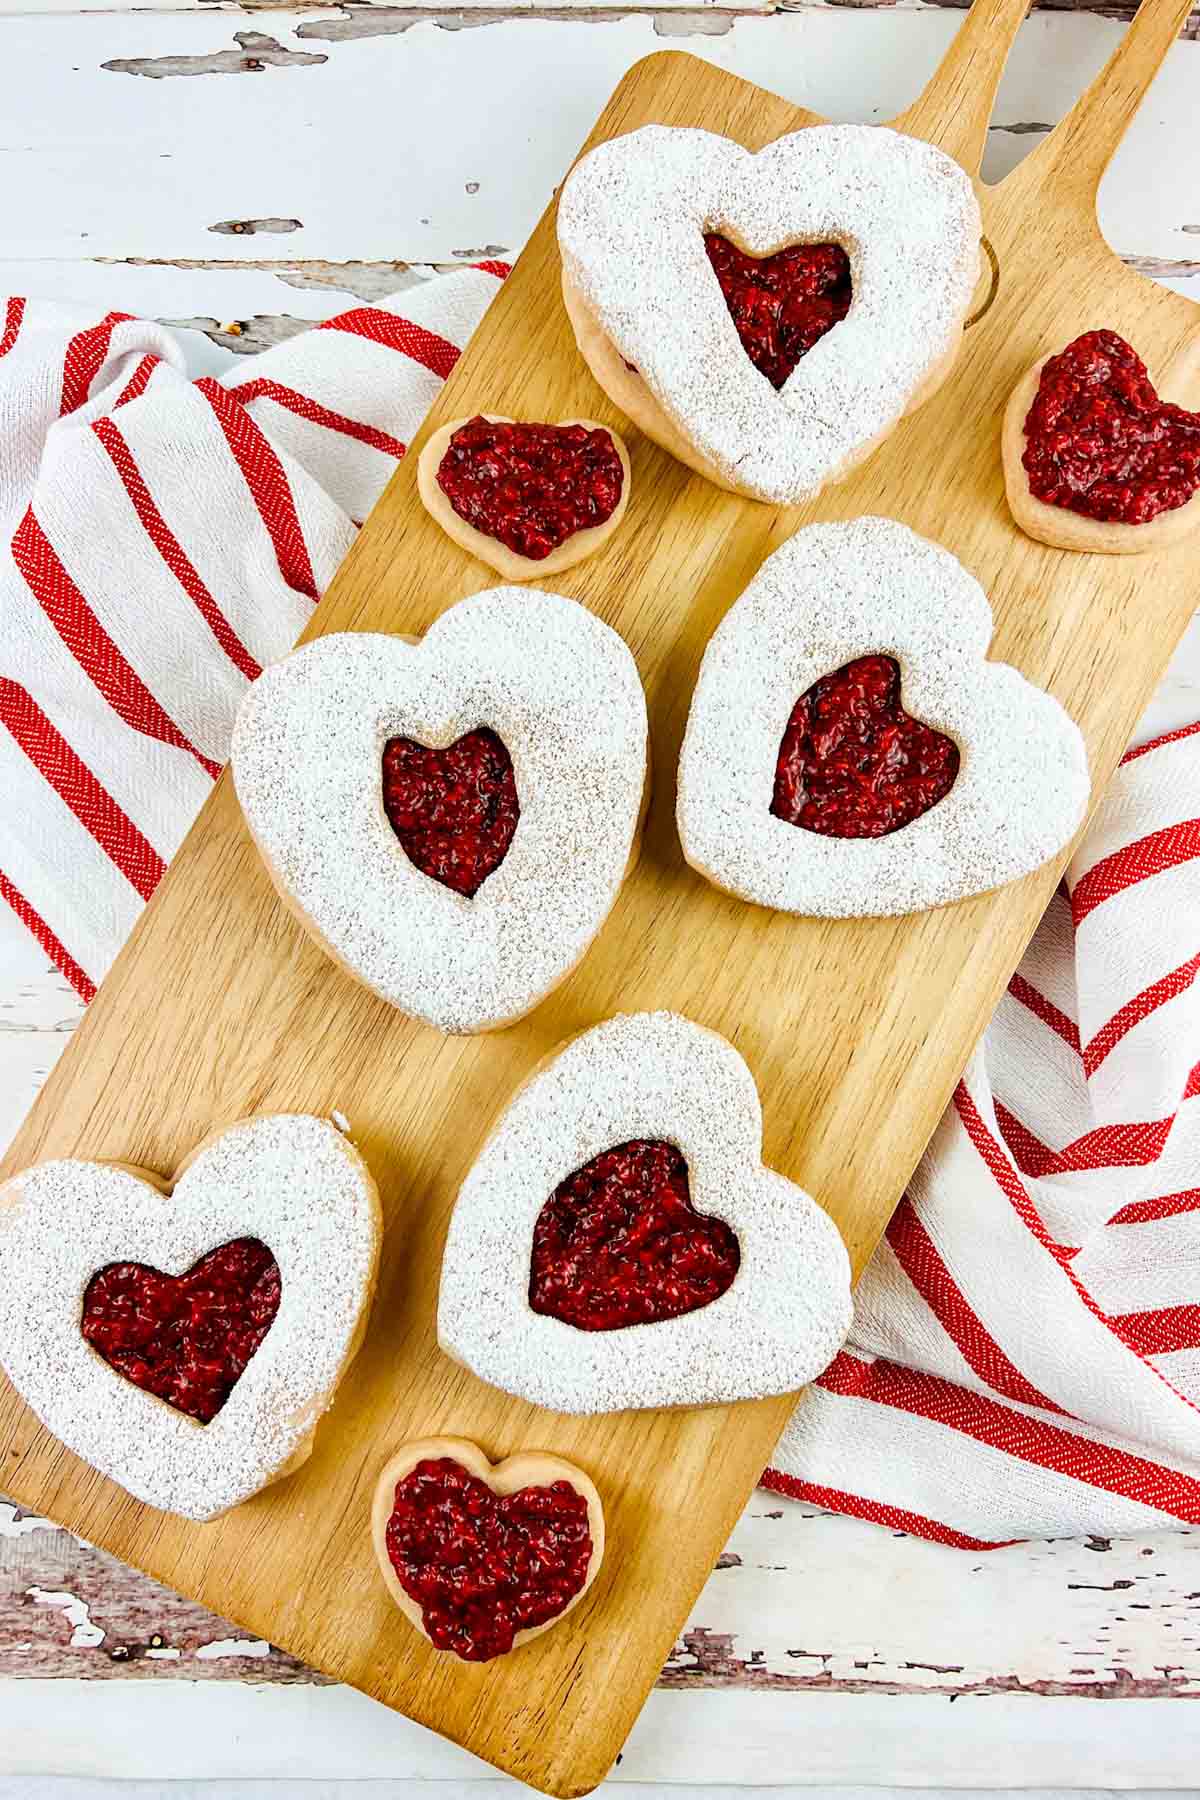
[
  {"left": 372, "top": 1436, "right": 604, "bottom": 1661},
  {"left": 677, "top": 517, "right": 1090, "bottom": 917},
  {"left": 232, "top": 588, "right": 648, "bottom": 1034},
  {"left": 1003, "top": 329, "right": 1200, "bottom": 555},
  {"left": 417, "top": 414, "right": 631, "bottom": 578},
  {"left": 557, "top": 123, "right": 981, "bottom": 504},
  {"left": 438, "top": 1011, "right": 852, "bottom": 1413},
  {"left": 0, "top": 1115, "right": 381, "bottom": 1521}
]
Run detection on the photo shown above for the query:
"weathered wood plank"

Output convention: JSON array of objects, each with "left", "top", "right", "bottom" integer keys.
[
  {"left": 3, "top": 12, "right": 1197, "bottom": 264},
  {"left": 0, "top": 1503, "right": 323, "bottom": 1681},
  {"left": 2, "top": 245, "right": 1192, "bottom": 362},
  {"left": 7, "top": 0, "right": 1200, "bottom": 20},
  {"left": 4, "top": 1493, "right": 1199, "bottom": 1697},
  {"left": 0, "top": 920, "right": 83, "bottom": 1159}
]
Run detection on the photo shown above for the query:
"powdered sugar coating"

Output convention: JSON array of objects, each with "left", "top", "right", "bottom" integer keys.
[
  {"left": 0, "top": 1115, "right": 380, "bottom": 1521},
  {"left": 232, "top": 589, "right": 648, "bottom": 1034},
  {"left": 557, "top": 123, "right": 981, "bottom": 505},
  {"left": 677, "top": 517, "right": 1091, "bottom": 917},
  {"left": 438, "top": 1011, "right": 852, "bottom": 1413}
]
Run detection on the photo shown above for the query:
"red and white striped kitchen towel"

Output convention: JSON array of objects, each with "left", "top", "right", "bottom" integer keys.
[{"left": 1, "top": 276, "right": 1198, "bottom": 1546}]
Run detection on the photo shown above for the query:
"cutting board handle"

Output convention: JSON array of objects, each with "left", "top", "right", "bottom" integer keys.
[
  {"left": 1008, "top": 0, "right": 1195, "bottom": 220},
  {"left": 890, "top": 0, "right": 1191, "bottom": 212},
  {"left": 888, "top": 0, "right": 1032, "bottom": 177}
]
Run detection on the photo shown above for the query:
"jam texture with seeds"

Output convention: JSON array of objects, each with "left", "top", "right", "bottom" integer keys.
[
  {"left": 435, "top": 416, "right": 624, "bottom": 561},
  {"left": 772, "top": 655, "right": 959, "bottom": 839},
  {"left": 385, "top": 1456, "right": 593, "bottom": 1661},
  {"left": 705, "top": 234, "right": 852, "bottom": 390},
  {"left": 382, "top": 727, "right": 519, "bottom": 898},
  {"left": 1022, "top": 329, "right": 1200, "bottom": 526},
  {"left": 529, "top": 1138, "right": 740, "bottom": 1332},
  {"left": 81, "top": 1237, "right": 281, "bottom": 1425}
]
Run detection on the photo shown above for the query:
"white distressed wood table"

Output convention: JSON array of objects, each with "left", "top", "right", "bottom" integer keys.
[{"left": 3, "top": 0, "right": 1200, "bottom": 1785}]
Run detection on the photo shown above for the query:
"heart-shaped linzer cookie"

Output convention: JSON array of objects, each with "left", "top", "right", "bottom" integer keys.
[
  {"left": 677, "top": 517, "right": 1090, "bottom": 917},
  {"left": 417, "top": 414, "right": 632, "bottom": 580},
  {"left": 372, "top": 1436, "right": 605, "bottom": 1661},
  {"left": 232, "top": 588, "right": 648, "bottom": 1034},
  {"left": 0, "top": 1115, "right": 381, "bottom": 1520},
  {"left": 557, "top": 123, "right": 981, "bottom": 505},
  {"left": 1003, "top": 330, "right": 1200, "bottom": 555},
  {"left": 438, "top": 1011, "right": 852, "bottom": 1413}
]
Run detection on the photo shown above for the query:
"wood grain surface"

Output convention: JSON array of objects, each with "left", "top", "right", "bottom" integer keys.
[{"left": 1, "top": 0, "right": 1198, "bottom": 1791}]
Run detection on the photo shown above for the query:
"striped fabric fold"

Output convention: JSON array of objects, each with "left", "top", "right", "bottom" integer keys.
[
  {"left": 1, "top": 272, "right": 1197, "bottom": 1545},
  {"left": 770, "top": 723, "right": 1200, "bottom": 1538},
  {"left": 0, "top": 273, "right": 505, "bottom": 998}
]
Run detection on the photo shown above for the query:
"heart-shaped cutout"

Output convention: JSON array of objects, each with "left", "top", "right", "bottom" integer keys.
[
  {"left": 0, "top": 1115, "right": 381, "bottom": 1520},
  {"left": 81, "top": 1236, "right": 281, "bottom": 1424},
  {"left": 232, "top": 588, "right": 648, "bottom": 1034},
  {"left": 372, "top": 1436, "right": 605, "bottom": 1661},
  {"left": 558, "top": 123, "right": 981, "bottom": 504},
  {"left": 705, "top": 234, "right": 852, "bottom": 389},
  {"left": 529, "top": 1138, "right": 740, "bottom": 1330},
  {"left": 1004, "top": 330, "right": 1200, "bottom": 555},
  {"left": 438, "top": 1011, "right": 852, "bottom": 1413},
  {"left": 417, "top": 414, "right": 632, "bottom": 580},
  {"left": 678, "top": 517, "right": 1090, "bottom": 917},
  {"left": 771, "top": 654, "right": 960, "bottom": 839},
  {"left": 382, "top": 726, "right": 519, "bottom": 898}
]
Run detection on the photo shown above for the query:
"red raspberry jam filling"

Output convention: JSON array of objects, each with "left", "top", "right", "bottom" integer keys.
[
  {"left": 385, "top": 1456, "right": 593, "bottom": 1661},
  {"left": 435, "top": 416, "right": 624, "bottom": 561},
  {"left": 705, "top": 234, "right": 852, "bottom": 390},
  {"left": 80, "top": 1237, "right": 280, "bottom": 1425},
  {"left": 1022, "top": 329, "right": 1200, "bottom": 526},
  {"left": 529, "top": 1138, "right": 740, "bottom": 1332},
  {"left": 772, "top": 654, "right": 959, "bottom": 839},
  {"left": 382, "top": 727, "right": 519, "bottom": 899}
]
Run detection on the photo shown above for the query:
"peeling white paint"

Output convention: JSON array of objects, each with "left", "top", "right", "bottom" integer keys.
[
  {"left": 208, "top": 217, "right": 304, "bottom": 236},
  {"left": 102, "top": 29, "right": 328, "bottom": 79},
  {"left": 145, "top": 1646, "right": 183, "bottom": 1660},
  {"left": 0, "top": 1502, "right": 91, "bottom": 1550},
  {"left": 194, "top": 1635, "right": 272, "bottom": 1660},
  {"left": 0, "top": 1505, "right": 60, "bottom": 1540},
  {"left": 25, "top": 1587, "right": 105, "bottom": 1649}
]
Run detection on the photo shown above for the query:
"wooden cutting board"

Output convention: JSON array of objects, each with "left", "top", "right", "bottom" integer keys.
[{"left": 2, "top": 0, "right": 1196, "bottom": 1789}]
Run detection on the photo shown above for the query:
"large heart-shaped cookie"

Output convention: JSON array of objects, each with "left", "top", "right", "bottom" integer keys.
[
  {"left": 232, "top": 588, "right": 648, "bottom": 1034},
  {"left": 677, "top": 517, "right": 1090, "bottom": 916},
  {"left": 557, "top": 123, "right": 981, "bottom": 505},
  {"left": 1003, "top": 329, "right": 1200, "bottom": 555},
  {"left": 0, "top": 1115, "right": 381, "bottom": 1521},
  {"left": 372, "top": 1435, "right": 605, "bottom": 1661},
  {"left": 438, "top": 1011, "right": 852, "bottom": 1413}
]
